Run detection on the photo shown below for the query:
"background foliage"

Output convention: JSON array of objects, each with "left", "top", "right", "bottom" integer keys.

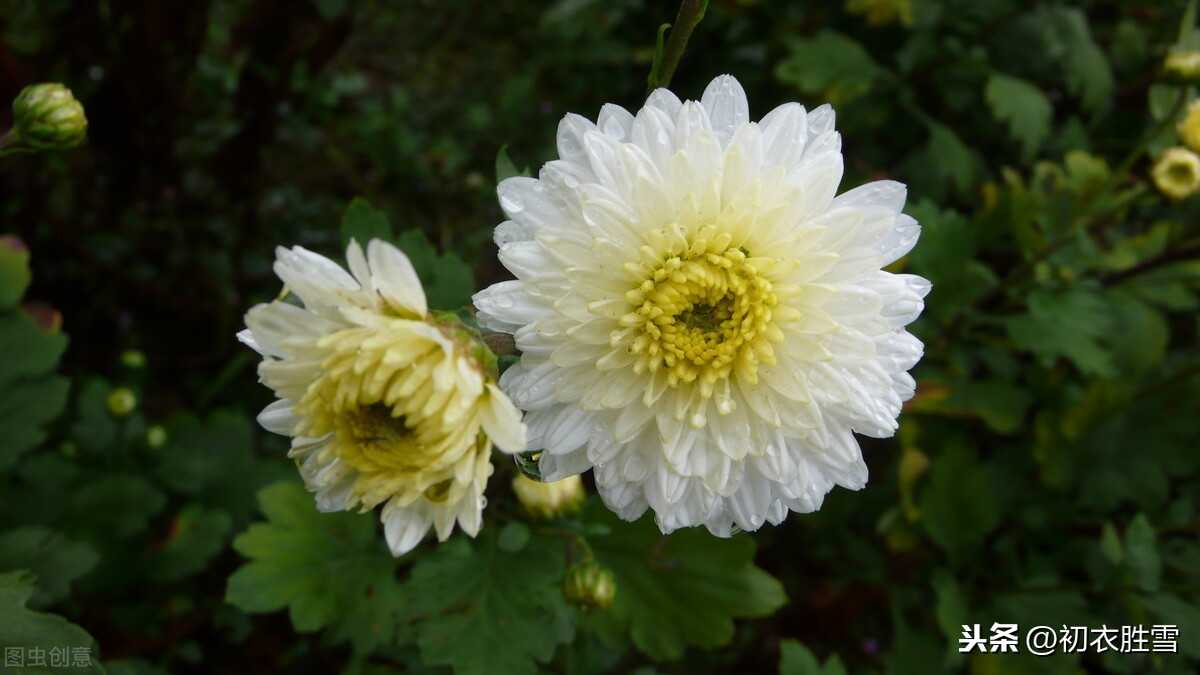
[{"left": 2, "top": 0, "right": 1199, "bottom": 672}]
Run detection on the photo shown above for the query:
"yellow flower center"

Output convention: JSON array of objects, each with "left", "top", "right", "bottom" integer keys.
[
  {"left": 294, "top": 324, "right": 480, "bottom": 509},
  {"left": 620, "top": 227, "right": 780, "bottom": 399}
]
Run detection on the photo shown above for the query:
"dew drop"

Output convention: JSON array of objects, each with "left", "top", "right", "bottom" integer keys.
[
  {"left": 493, "top": 293, "right": 515, "bottom": 309},
  {"left": 559, "top": 133, "right": 581, "bottom": 156},
  {"left": 656, "top": 130, "right": 670, "bottom": 145},
  {"left": 514, "top": 451, "right": 544, "bottom": 481},
  {"left": 499, "top": 188, "right": 525, "bottom": 214}
]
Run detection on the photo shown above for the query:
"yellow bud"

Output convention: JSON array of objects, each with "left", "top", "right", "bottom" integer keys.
[
  {"left": 1151, "top": 147, "right": 1200, "bottom": 200},
  {"left": 1164, "top": 51, "right": 1200, "bottom": 85},
  {"left": 106, "top": 388, "right": 137, "bottom": 418},
  {"left": 121, "top": 349, "right": 146, "bottom": 369},
  {"left": 512, "top": 473, "right": 585, "bottom": 521},
  {"left": 146, "top": 425, "right": 168, "bottom": 449},
  {"left": 1177, "top": 100, "right": 1200, "bottom": 153},
  {"left": 562, "top": 559, "right": 616, "bottom": 610}
]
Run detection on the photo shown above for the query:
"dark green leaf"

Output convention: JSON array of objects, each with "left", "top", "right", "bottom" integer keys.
[
  {"left": 0, "top": 570, "right": 103, "bottom": 674},
  {"left": 340, "top": 197, "right": 394, "bottom": 251},
  {"left": 406, "top": 533, "right": 568, "bottom": 675},
  {"left": 0, "top": 528, "right": 98, "bottom": 607},
  {"left": 226, "top": 482, "right": 399, "bottom": 634},
  {"left": 582, "top": 501, "right": 786, "bottom": 661},
  {"left": 985, "top": 74, "right": 1052, "bottom": 159}
]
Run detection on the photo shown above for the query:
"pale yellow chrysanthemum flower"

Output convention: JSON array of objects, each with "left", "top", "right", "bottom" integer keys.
[
  {"left": 1177, "top": 100, "right": 1200, "bottom": 154},
  {"left": 1152, "top": 146, "right": 1200, "bottom": 201},
  {"left": 239, "top": 239, "right": 526, "bottom": 556},
  {"left": 512, "top": 473, "right": 585, "bottom": 520}
]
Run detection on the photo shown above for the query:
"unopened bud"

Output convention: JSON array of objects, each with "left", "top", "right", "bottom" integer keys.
[
  {"left": 106, "top": 387, "right": 137, "bottom": 418},
  {"left": 1177, "top": 100, "right": 1200, "bottom": 154},
  {"left": 1164, "top": 51, "right": 1200, "bottom": 85},
  {"left": 11, "top": 83, "right": 88, "bottom": 151},
  {"left": 120, "top": 349, "right": 146, "bottom": 369},
  {"left": 1151, "top": 147, "right": 1200, "bottom": 201},
  {"left": 512, "top": 473, "right": 585, "bottom": 521},
  {"left": 146, "top": 425, "right": 168, "bottom": 449},
  {"left": 562, "top": 559, "right": 616, "bottom": 610}
]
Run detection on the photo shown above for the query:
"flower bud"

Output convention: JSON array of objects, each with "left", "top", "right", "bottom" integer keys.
[
  {"left": 121, "top": 349, "right": 146, "bottom": 369},
  {"left": 12, "top": 83, "right": 88, "bottom": 151},
  {"left": 146, "top": 425, "right": 168, "bottom": 449},
  {"left": 562, "top": 559, "right": 616, "bottom": 610},
  {"left": 1177, "top": 100, "right": 1200, "bottom": 154},
  {"left": 106, "top": 387, "right": 137, "bottom": 418},
  {"left": 1151, "top": 147, "right": 1200, "bottom": 201},
  {"left": 1164, "top": 51, "right": 1200, "bottom": 85},
  {"left": 512, "top": 473, "right": 585, "bottom": 521}
]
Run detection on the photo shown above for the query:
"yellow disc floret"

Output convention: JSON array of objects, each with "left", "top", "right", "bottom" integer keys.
[
  {"left": 294, "top": 320, "right": 489, "bottom": 512},
  {"left": 617, "top": 223, "right": 784, "bottom": 406}
]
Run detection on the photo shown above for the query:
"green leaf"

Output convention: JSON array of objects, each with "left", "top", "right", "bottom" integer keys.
[
  {"left": 1138, "top": 593, "right": 1200, "bottom": 658},
  {"left": 985, "top": 74, "right": 1053, "bottom": 159},
  {"left": 70, "top": 473, "right": 167, "bottom": 539},
  {"left": 0, "top": 570, "right": 103, "bottom": 674},
  {"left": 1100, "top": 521, "right": 1123, "bottom": 564},
  {"left": 495, "top": 144, "right": 530, "bottom": 183},
  {"left": 340, "top": 197, "right": 394, "bottom": 251},
  {"left": 0, "top": 313, "right": 69, "bottom": 470},
  {"left": 0, "top": 528, "right": 98, "bottom": 608},
  {"left": 394, "top": 230, "right": 474, "bottom": 310},
  {"left": 582, "top": 500, "right": 786, "bottom": 661},
  {"left": 1124, "top": 514, "right": 1160, "bottom": 592},
  {"left": 919, "top": 445, "right": 1002, "bottom": 561},
  {"left": 0, "top": 235, "right": 31, "bottom": 310},
  {"left": 1005, "top": 286, "right": 1116, "bottom": 378},
  {"left": 779, "top": 639, "right": 846, "bottom": 675},
  {"left": 1043, "top": 8, "right": 1114, "bottom": 114},
  {"left": 156, "top": 410, "right": 289, "bottom": 526},
  {"left": 646, "top": 23, "right": 670, "bottom": 89},
  {"left": 931, "top": 570, "right": 968, "bottom": 666},
  {"left": 226, "top": 482, "right": 399, "bottom": 634},
  {"left": 405, "top": 533, "right": 568, "bottom": 675},
  {"left": 70, "top": 379, "right": 118, "bottom": 451},
  {"left": 147, "top": 504, "right": 233, "bottom": 583},
  {"left": 497, "top": 521, "right": 530, "bottom": 553},
  {"left": 775, "top": 31, "right": 880, "bottom": 104}
]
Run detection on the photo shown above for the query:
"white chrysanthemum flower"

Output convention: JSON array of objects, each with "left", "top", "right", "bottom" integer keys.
[
  {"left": 239, "top": 239, "right": 525, "bottom": 556},
  {"left": 473, "top": 75, "right": 928, "bottom": 536}
]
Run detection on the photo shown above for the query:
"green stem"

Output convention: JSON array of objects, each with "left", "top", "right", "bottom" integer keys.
[
  {"left": 0, "top": 129, "right": 28, "bottom": 156},
  {"left": 647, "top": 0, "right": 708, "bottom": 94}
]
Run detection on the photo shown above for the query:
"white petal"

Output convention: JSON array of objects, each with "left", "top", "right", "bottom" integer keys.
[
  {"left": 367, "top": 239, "right": 427, "bottom": 316},
  {"left": 480, "top": 384, "right": 526, "bottom": 452},
  {"left": 701, "top": 74, "right": 750, "bottom": 148},
  {"left": 382, "top": 501, "right": 432, "bottom": 556}
]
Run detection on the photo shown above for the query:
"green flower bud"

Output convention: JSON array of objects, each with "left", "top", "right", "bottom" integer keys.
[
  {"left": 1164, "top": 51, "right": 1200, "bottom": 85},
  {"left": 106, "top": 387, "right": 137, "bottom": 418},
  {"left": 562, "top": 559, "right": 616, "bottom": 610},
  {"left": 146, "top": 425, "right": 168, "bottom": 449},
  {"left": 120, "top": 349, "right": 147, "bottom": 369},
  {"left": 12, "top": 83, "right": 88, "bottom": 151}
]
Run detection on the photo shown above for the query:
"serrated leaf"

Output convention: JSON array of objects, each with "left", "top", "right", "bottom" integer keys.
[
  {"left": 226, "top": 482, "right": 399, "bottom": 634},
  {"left": 932, "top": 570, "right": 968, "bottom": 666},
  {"left": 70, "top": 473, "right": 166, "bottom": 539},
  {"left": 925, "top": 124, "right": 975, "bottom": 195},
  {"left": 1005, "top": 286, "right": 1116, "bottom": 377},
  {"left": 0, "top": 571, "right": 103, "bottom": 674},
  {"left": 1043, "top": 7, "right": 1114, "bottom": 113},
  {"left": 0, "top": 528, "right": 98, "bottom": 608},
  {"left": 919, "top": 445, "right": 1002, "bottom": 561},
  {"left": 1138, "top": 593, "right": 1200, "bottom": 658},
  {"left": 581, "top": 501, "right": 786, "bottom": 661},
  {"left": 985, "top": 74, "right": 1053, "bottom": 159},
  {"left": 1124, "top": 514, "right": 1160, "bottom": 592},
  {"left": 779, "top": 639, "right": 846, "bottom": 675},
  {"left": 0, "top": 235, "right": 31, "bottom": 309},
  {"left": 340, "top": 197, "right": 394, "bottom": 251},
  {"left": 157, "top": 410, "right": 289, "bottom": 525},
  {"left": 776, "top": 31, "right": 880, "bottom": 104},
  {"left": 0, "top": 310, "right": 69, "bottom": 470},
  {"left": 147, "top": 505, "right": 233, "bottom": 583},
  {"left": 405, "top": 533, "right": 568, "bottom": 675},
  {"left": 70, "top": 379, "right": 118, "bottom": 451},
  {"left": 394, "top": 230, "right": 474, "bottom": 310}
]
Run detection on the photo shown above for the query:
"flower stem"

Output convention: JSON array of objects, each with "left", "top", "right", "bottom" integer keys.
[{"left": 647, "top": 0, "right": 708, "bottom": 95}]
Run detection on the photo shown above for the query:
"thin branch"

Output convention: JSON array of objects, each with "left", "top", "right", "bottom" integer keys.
[{"left": 647, "top": 0, "right": 708, "bottom": 94}]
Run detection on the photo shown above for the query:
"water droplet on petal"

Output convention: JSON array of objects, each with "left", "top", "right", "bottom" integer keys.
[
  {"left": 514, "top": 451, "right": 544, "bottom": 481},
  {"left": 499, "top": 185, "right": 525, "bottom": 214},
  {"left": 493, "top": 293, "right": 515, "bottom": 309}
]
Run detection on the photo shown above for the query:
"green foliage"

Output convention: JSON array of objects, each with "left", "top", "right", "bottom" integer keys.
[
  {"left": 227, "top": 482, "right": 400, "bottom": 634},
  {"left": 582, "top": 501, "right": 787, "bottom": 661},
  {"left": 405, "top": 534, "right": 568, "bottom": 675},
  {"left": 0, "top": 571, "right": 103, "bottom": 674},
  {"left": 778, "top": 639, "right": 846, "bottom": 675},
  {"left": 986, "top": 74, "right": 1054, "bottom": 159}
]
